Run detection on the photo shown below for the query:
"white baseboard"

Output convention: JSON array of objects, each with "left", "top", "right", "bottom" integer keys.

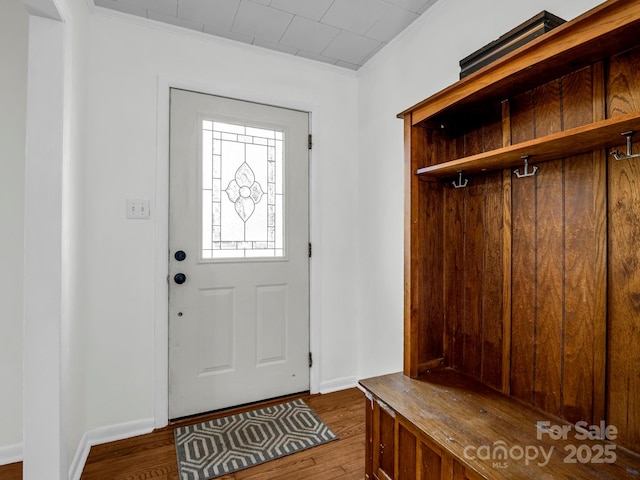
[
  {"left": 318, "top": 376, "right": 359, "bottom": 394},
  {"left": 68, "top": 418, "right": 155, "bottom": 480},
  {"left": 0, "top": 443, "right": 22, "bottom": 466}
]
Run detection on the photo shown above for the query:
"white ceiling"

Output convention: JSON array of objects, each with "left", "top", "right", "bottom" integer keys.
[{"left": 92, "top": 0, "right": 439, "bottom": 70}]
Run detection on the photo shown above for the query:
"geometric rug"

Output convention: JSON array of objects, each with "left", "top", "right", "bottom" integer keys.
[{"left": 174, "top": 399, "right": 338, "bottom": 480}]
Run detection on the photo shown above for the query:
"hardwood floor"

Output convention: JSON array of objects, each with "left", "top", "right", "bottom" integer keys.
[
  {"left": 0, "top": 387, "right": 365, "bottom": 480},
  {"left": 0, "top": 461, "right": 21, "bottom": 480}
]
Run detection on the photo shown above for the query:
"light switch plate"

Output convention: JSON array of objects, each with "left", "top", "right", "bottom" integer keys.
[{"left": 126, "top": 199, "right": 150, "bottom": 219}]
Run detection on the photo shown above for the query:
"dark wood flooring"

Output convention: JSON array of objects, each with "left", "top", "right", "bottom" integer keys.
[{"left": 0, "top": 387, "right": 365, "bottom": 480}]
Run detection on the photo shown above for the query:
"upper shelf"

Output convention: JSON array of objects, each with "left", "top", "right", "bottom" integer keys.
[
  {"left": 399, "top": 0, "right": 640, "bottom": 126},
  {"left": 416, "top": 111, "right": 640, "bottom": 178}
]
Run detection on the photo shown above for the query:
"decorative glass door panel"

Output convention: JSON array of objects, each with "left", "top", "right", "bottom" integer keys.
[{"left": 201, "top": 120, "right": 284, "bottom": 259}]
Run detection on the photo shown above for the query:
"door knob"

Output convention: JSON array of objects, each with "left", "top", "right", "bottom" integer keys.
[
  {"left": 174, "top": 273, "right": 187, "bottom": 284},
  {"left": 174, "top": 250, "right": 187, "bottom": 261}
]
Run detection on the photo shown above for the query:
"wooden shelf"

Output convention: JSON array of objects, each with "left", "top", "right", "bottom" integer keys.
[{"left": 416, "top": 112, "right": 640, "bottom": 179}]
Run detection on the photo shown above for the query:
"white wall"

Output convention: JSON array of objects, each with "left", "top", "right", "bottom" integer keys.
[
  {"left": 0, "top": 0, "right": 28, "bottom": 460},
  {"left": 81, "top": 12, "right": 360, "bottom": 431},
  {"left": 355, "top": 0, "right": 604, "bottom": 379}
]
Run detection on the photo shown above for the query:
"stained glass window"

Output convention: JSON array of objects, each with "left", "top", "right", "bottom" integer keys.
[{"left": 201, "top": 120, "right": 284, "bottom": 259}]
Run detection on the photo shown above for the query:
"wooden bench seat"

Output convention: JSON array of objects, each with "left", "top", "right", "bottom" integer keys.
[{"left": 360, "top": 370, "right": 640, "bottom": 480}]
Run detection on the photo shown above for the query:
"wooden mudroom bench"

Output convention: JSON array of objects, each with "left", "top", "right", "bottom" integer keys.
[
  {"left": 360, "top": 370, "right": 640, "bottom": 479},
  {"left": 361, "top": 0, "right": 640, "bottom": 478}
]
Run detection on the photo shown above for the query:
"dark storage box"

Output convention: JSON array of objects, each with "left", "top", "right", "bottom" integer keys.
[{"left": 459, "top": 11, "right": 565, "bottom": 78}]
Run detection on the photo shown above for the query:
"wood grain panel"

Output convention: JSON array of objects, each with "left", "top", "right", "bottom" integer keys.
[
  {"left": 608, "top": 148, "right": 640, "bottom": 453},
  {"left": 483, "top": 106, "right": 503, "bottom": 152},
  {"left": 444, "top": 187, "right": 466, "bottom": 369},
  {"left": 420, "top": 442, "right": 442, "bottom": 480},
  {"left": 501, "top": 170, "right": 512, "bottom": 394},
  {"left": 562, "top": 152, "right": 606, "bottom": 424},
  {"left": 562, "top": 66, "right": 594, "bottom": 130},
  {"left": 420, "top": 181, "right": 445, "bottom": 367},
  {"left": 510, "top": 91, "right": 534, "bottom": 145},
  {"left": 510, "top": 172, "right": 537, "bottom": 404},
  {"left": 533, "top": 80, "right": 562, "bottom": 138},
  {"left": 607, "top": 45, "right": 640, "bottom": 118},
  {"left": 464, "top": 122, "right": 484, "bottom": 157},
  {"left": 378, "top": 402, "right": 395, "bottom": 478},
  {"left": 534, "top": 158, "right": 564, "bottom": 416},
  {"left": 397, "top": 423, "right": 416, "bottom": 480},
  {"left": 452, "top": 459, "right": 466, "bottom": 480},
  {"left": 481, "top": 172, "right": 505, "bottom": 391},
  {"left": 592, "top": 149, "right": 608, "bottom": 426},
  {"left": 462, "top": 181, "right": 484, "bottom": 378}
]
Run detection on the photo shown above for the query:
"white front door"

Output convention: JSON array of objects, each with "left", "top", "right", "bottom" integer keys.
[{"left": 168, "top": 89, "right": 310, "bottom": 419}]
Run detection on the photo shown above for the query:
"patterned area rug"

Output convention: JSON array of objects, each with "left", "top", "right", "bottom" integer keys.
[{"left": 174, "top": 399, "right": 338, "bottom": 480}]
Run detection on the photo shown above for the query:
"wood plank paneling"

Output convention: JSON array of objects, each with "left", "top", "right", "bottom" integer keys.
[
  {"left": 562, "top": 152, "right": 606, "bottom": 424},
  {"left": 443, "top": 173, "right": 506, "bottom": 388},
  {"left": 510, "top": 171, "right": 537, "bottom": 404},
  {"left": 533, "top": 80, "right": 562, "bottom": 138},
  {"left": 607, "top": 45, "right": 640, "bottom": 118},
  {"left": 444, "top": 186, "right": 465, "bottom": 370},
  {"left": 562, "top": 66, "right": 594, "bottom": 130},
  {"left": 421, "top": 181, "right": 445, "bottom": 368},
  {"left": 534, "top": 158, "right": 564, "bottom": 416},
  {"left": 510, "top": 155, "right": 607, "bottom": 423},
  {"left": 465, "top": 122, "right": 484, "bottom": 158},
  {"left": 608, "top": 148, "right": 640, "bottom": 453},
  {"left": 501, "top": 170, "right": 512, "bottom": 394},
  {"left": 510, "top": 91, "right": 534, "bottom": 144},
  {"left": 481, "top": 172, "right": 505, "bottom": 391},
  {"left": 483, "top": 105, "right": 503, "bottom": 152},
  {"left": 463, "top": 181, "right": 484, "bottom": 378}
]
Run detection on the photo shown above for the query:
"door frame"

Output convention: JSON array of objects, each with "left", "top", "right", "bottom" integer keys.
[{"left": 154, "top": 76, "right": 320, "bottom": 428}]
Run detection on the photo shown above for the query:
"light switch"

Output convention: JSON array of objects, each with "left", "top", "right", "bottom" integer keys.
[{"left": 126, "top": 199, "right": 150, "bottom": 219}]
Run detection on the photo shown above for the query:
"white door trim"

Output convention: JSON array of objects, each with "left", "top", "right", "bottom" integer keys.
[{"left": 154, "top": 76, "right": 321, "bottom": 428}]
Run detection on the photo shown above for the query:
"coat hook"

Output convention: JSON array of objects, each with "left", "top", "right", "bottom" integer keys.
[
  {"left": 514, "top": 155, "right": 538, "bottom": 178},
  {"left": 452, "top": 170, "right": 469, "bottom": 188},
  {"left": 611, "top": 131, "right": 640, "bottom": 161}
]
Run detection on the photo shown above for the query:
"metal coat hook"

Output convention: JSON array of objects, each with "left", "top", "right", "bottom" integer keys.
[
  {"left": 611, "top": 131, "right": 640, "bottom": 161},
  {"left": 514, "top": 155, "right": 539, "bottom": 178},
  {"left": 452, "top": 170, "right": 469, "bottom": 189}
]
